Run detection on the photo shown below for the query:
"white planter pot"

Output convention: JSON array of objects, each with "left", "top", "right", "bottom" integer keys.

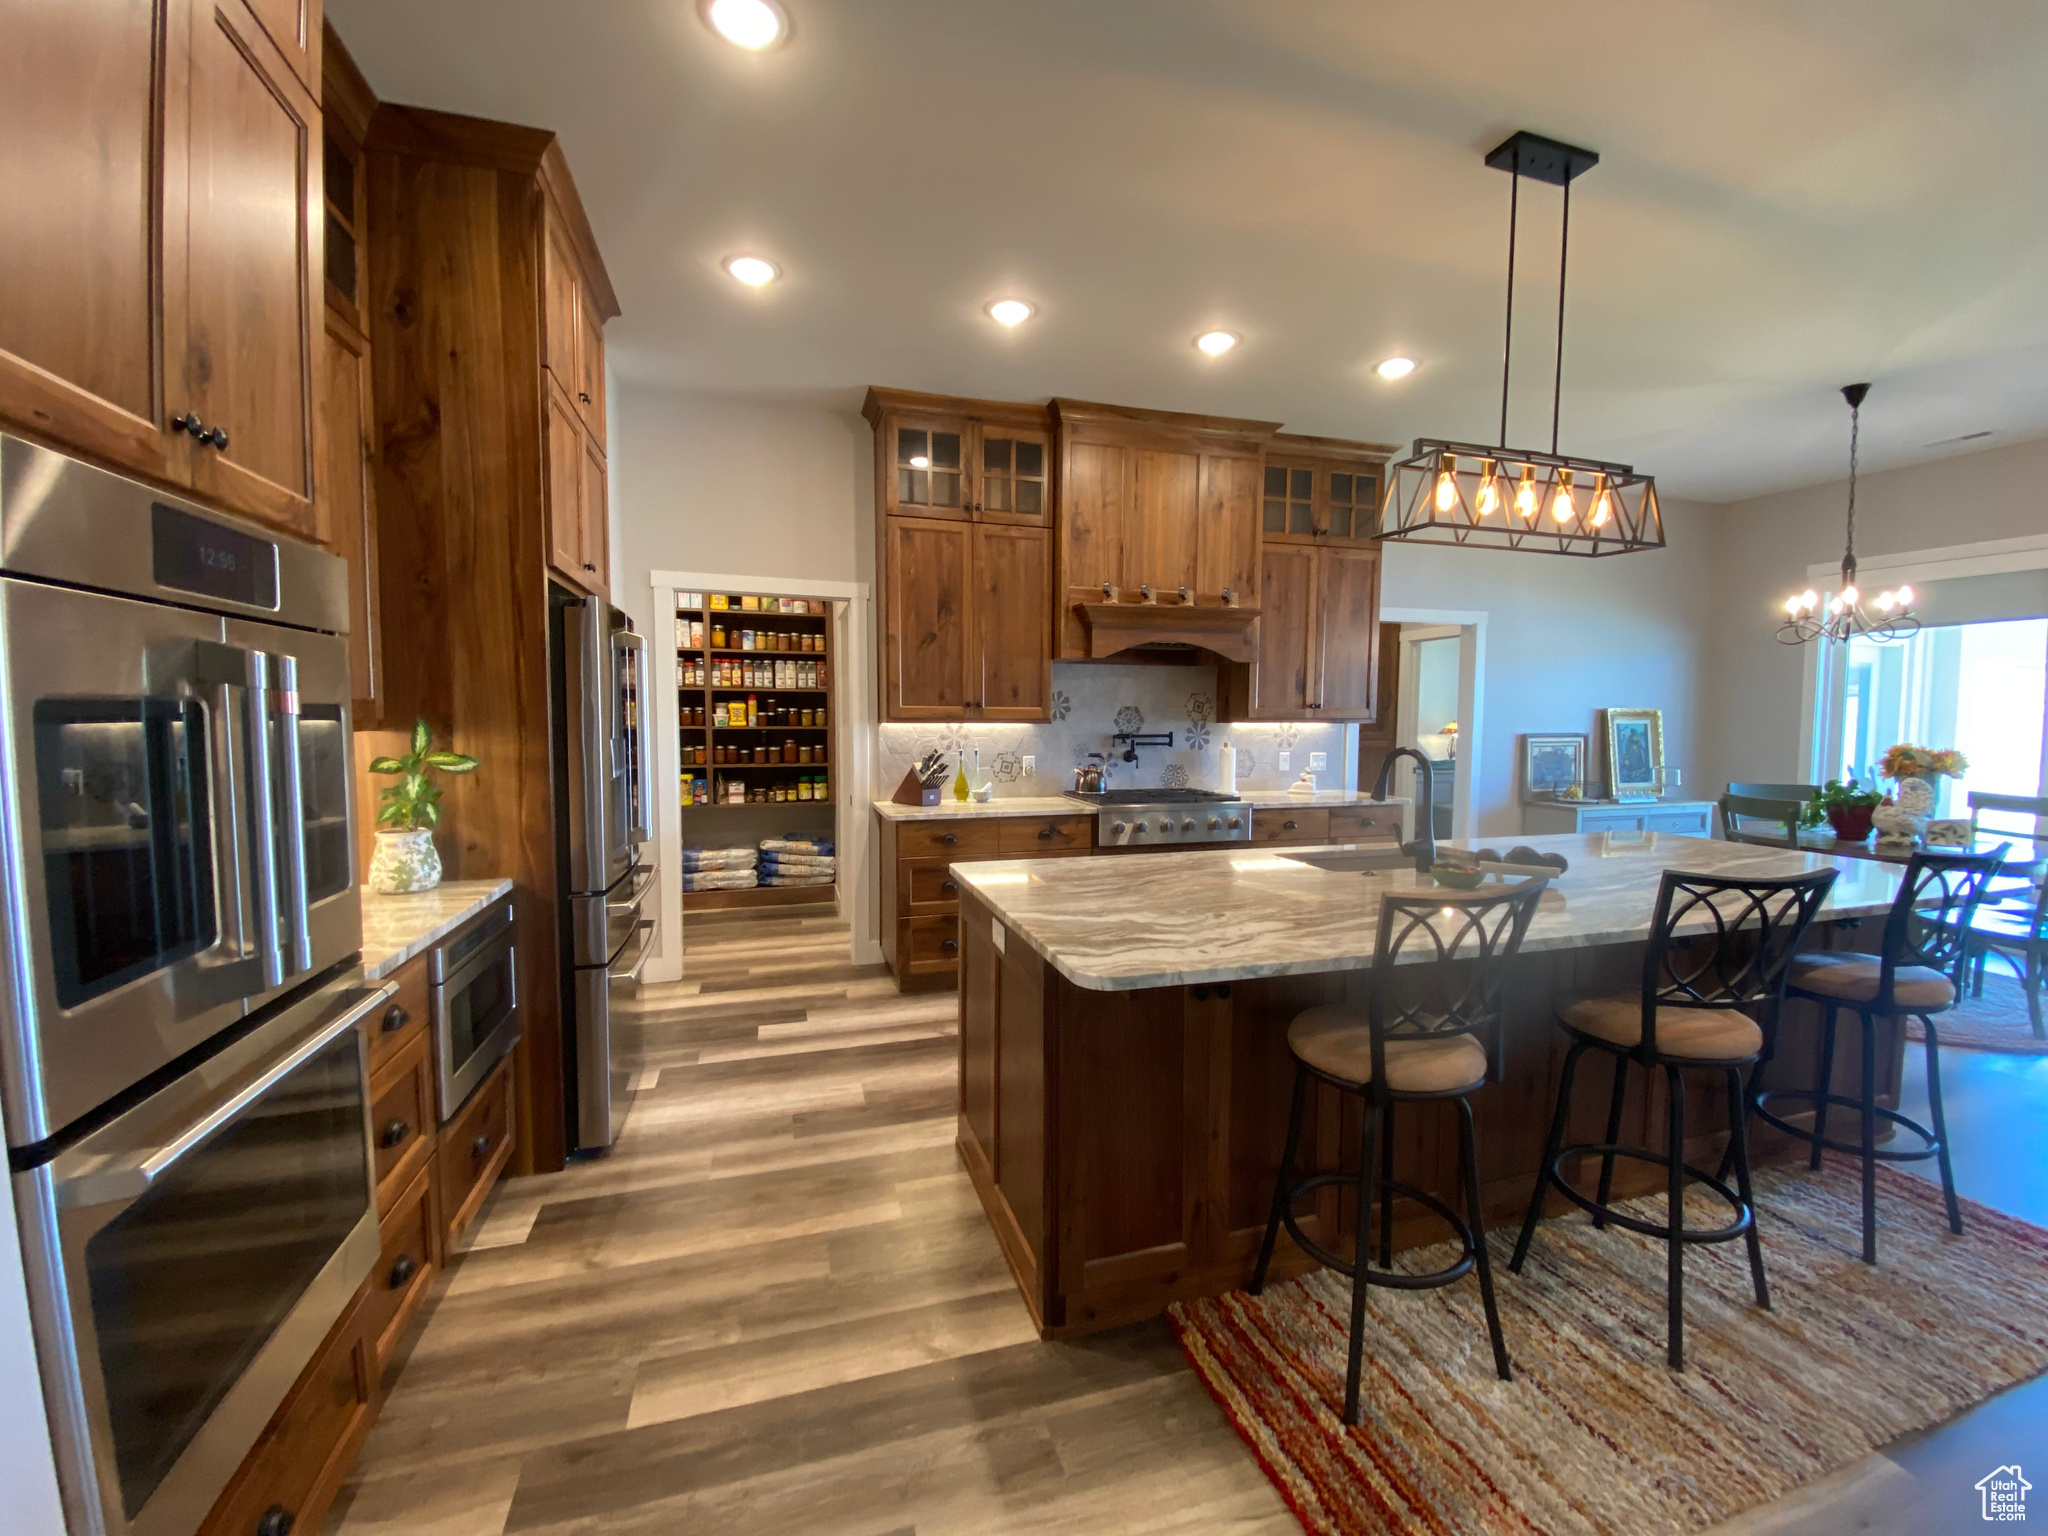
[
  {"left": 368, "top": 828, "right": 442, "bottom": 893},
  {"left": 1873, "top": 775, "right": 1937, "bottom": 846}
]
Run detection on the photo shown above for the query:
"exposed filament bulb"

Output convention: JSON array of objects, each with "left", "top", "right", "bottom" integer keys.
[
  {"left": 1552, "top": 470, "right": 1575, "bottom": 524},
  {"left": 1475, "top": 459, "right": 1499, "bottom": 516},
  {"left": 1434, "top": 454, "right": 1458, "bottom": 514},
  {"left": 1514, "top": 466, "right": 1537, "bottom": 520},
  {"left": 1590, "top": 476, "right": 1611, "bottom": 528}
]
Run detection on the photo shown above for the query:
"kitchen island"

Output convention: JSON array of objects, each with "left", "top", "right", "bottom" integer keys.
[{"left": 949, "top": 833, "right": 1909, "bottom": 1336}]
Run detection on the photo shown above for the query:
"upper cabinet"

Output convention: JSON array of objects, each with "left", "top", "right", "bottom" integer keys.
[
  {"left": 0, "top": 0, "right": 321, "bottom": 539},
  {"left": 868, "top": 390, "right": 1051, "bottom": 524},
  {"left": 238, "top": 0, "right": 322, "bottom": 94},
  {"left": 1263, "top": 432, "right": 1395, "bottom": 547},
  {"left": 540, "top": 202, "right": 612, "bottom": 592},
  {"left": 1219, "top": 543, "right": 1384, "bottom": 722}
]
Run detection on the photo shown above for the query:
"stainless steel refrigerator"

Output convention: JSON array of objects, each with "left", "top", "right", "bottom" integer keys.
[{"left": 551, "top": 587, "right": 655, "bottom": 1153}]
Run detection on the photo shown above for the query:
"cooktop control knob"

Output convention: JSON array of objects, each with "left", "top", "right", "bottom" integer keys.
[
  {"left": 1111, "top": 821, "right": 1127, "bottom": 836},
  {"left": 1227, "top": 817, "right": 1243, "bottom": 830},
  {"left": 1181, "top": 818, "right": 1196, "bottom": 832},
  {"left": 1133, "top": 821, "right": 1149, "bottom": 834},
  {"left": 1208, "top": 817, "right": 1221, "bottom": 830}
]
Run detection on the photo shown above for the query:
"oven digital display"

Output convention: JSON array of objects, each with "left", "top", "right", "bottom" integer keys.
[{"left": 150, "top": 503, "right": 279, "bottom": 608}]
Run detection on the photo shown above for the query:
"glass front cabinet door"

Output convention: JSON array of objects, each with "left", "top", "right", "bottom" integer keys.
[{"left": 878, "top": 408, "right": 1052, "bottom": 525}]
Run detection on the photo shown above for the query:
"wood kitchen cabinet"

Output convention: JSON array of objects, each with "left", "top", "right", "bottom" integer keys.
[
  {"left": 1221, "top": 543, "right": 1384, "bottom": 722},
  {"left": 541, "top": 212, "right": 610, "bottom": 593},
  {"left": 1, "top": 0, "right": 322, "bottom": 539},
  {"left": 880, "top": 517, "right": 1050, "bottom": 722},
  {"left": 866, "top": 389, "right": 1052, "bottom": 524},
  {"left": 1263, "top": 433, "right": 1395, "bottom": 546}
]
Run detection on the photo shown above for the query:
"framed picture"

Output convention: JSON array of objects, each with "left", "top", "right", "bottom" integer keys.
[
  {"left": 1520, "top": 733, "right": 1587, "bottom": 799},
  {"left": 1602, "top": 708, "right": 1665, "bottom": 797}
]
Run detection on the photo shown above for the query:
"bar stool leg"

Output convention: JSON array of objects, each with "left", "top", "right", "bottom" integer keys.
[
  {"left": 2025, "top": 952, "right": 2045, "bottom": 1039},
  {"left": 1919, "top": 1016, "right": 1964, "bottom": 1236},
  {"left": 1378, "top": 1102, "right": 1397, "bottom": 1267},
  {"left": 1251, "top": 1065, "right": 1309, "bottom": 1295},
  {"left": 1664, "top": 1063, "right": 1687, "bottom": 1370},
  {"left": 1810, "top": 1005, "right": 1839, "bottom": 1172},
  {"left": 1458, "top": 1096, "right": 1512, "bottom": 1381},
  {"left": 1511, "top": 1038, "right": 1588, "bottom": 1273},
  {"left": 1858, "top": 1010, "right": 1879, "bottom": 1265},
  {"left": 1725, "top": 1065, "right": 1769, "bottom": 1309},
  {"left": 1713, "top": 1062, "right": 1756, "bottom": 1186},
  {"left": 1593, "top": 1056, "right": 1628, "bottom": 1229},
  {"left": 1343, "top": 1102, "right": 1381, "bottom": 1426}
]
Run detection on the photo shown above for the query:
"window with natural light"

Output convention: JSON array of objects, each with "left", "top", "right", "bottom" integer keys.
[{"left": 1840, "top": 618, "right": 2048, "bottom": 820}]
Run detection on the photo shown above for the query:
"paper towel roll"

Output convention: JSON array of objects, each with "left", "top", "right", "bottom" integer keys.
[{"left": 1217, "top": 740, "right": 1236, "bottom": 794}]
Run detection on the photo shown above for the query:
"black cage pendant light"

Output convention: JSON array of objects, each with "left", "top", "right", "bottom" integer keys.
[{"left": 1378, "top": 131, "right": 1664, "bottom": 556}]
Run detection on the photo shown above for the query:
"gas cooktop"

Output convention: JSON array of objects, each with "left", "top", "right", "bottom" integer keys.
[
  {"left": 1063, "top": 787, "right": 1250, "bottom": 847},
  {"left": 1062, "top": 787, "right": 1242, "bottom": 805}
]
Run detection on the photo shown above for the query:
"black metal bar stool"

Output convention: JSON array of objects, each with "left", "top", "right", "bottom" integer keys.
[
  {"left": 1510, "top": 866, "right": 1837, "bottom": 1370},
  {"left": 1747, "top": 845, "right": 2005, "bottom": 1265},
  {"left": 1250, "top": 875, "right": 1548, "bottom": 1424}
]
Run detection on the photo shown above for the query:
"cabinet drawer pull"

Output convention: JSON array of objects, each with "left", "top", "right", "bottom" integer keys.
[
  {"left": 379, "top": 1117, "right": 411, "bottom": 1149},
  {"left": 387, "top": 1253, "right": 417, "bottom": 1290},
  {"left": 938, "top": 833, "right": 959, "bottom": 845},
  {"left": 472, "top": 1133, "right": 494, "bottom": 1160},
  {"left": 940, "top": 938, "right": 959, "bottom": 954},
  {"left": 382, "top": 1004, "right": 410, "bottom": 1034},
  {"left": 1282, "top": 820, "right": 1299, "bottom": 830},
  {"left": 583, "top": 562, "right": 596, "bottom": 572},
  {"left": 171, "top": 411, "right": 205, "bottom": 437},
  {"left": 579, "top": 391, "right": 591, "bottom": 403},
  {"left": 1037, "top": 826, "right": 1055, "bottom": 840},
  {"left": 940, "top": 879, "right": 958, "bottom": 895},
  {"left": 256, "top": 1506, "right": 295, "bottom": 1536},
  {"left": 205, "top": 425, "right": 229, "bottom": 450}
]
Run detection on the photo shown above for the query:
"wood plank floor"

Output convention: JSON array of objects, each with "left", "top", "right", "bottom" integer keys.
[{"left": 329, "top": 906, "right": 2048, "bottom": 1536}]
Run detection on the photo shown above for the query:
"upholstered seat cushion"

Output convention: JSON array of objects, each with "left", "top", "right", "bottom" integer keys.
[
  {"left": 1787, "top": 952, "right": 1956, "bottom": 1008},
  {"left": 1557, "top": 994, "right": 1763, "bottom": 1060},
  {"left": 1287, "top": 1006, "right": 1488, "bottom": 1093}
]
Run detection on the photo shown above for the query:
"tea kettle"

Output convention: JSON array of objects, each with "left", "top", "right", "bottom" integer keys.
[{"left": 1073, "top": 753, "right": 1109, "bottom": 794}]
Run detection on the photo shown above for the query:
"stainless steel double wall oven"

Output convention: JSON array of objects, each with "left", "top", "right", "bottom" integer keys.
[{"left": 0, "top": 438, "right": 382, "bottom": 1536}]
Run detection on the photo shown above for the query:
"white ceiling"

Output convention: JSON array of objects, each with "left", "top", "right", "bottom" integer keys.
[{"left": 328, "top": 0, "right": 2048, "bottom": 502}]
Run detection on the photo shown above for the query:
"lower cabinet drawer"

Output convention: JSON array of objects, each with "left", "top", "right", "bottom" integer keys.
[
  {"left": 438, "top": 1055, "right": 515, "bottom": 1254},
  {"left": 369, "top": 1032, "right": 434, "bottom": 1214},
  {"left": 1251, "top": 807, "right": 1330, "bottom": 844},
  {"left": 900, "top": 914, "right": 961, "bottom": 973},
  {"left": 199, "top": 1293, "right": 373, "bottom": 1536},
  {"left": 900, "top": 858, "right": 965, "bottom": 914},
  {"left": 893, "top": 819, "right": 1002, "bottom": 858},
  {"left": 361, "top": 1162, "right": 437, "bottom": 1382},
  {"left": 365, "top": 952, "right": 430, "bottom": 1078},
  {"left": 1328, "top": 804, "right": 1401, "bottom": 843},
  {"left": 998, "top": 814, "right": 1092, "bottom": 854}
]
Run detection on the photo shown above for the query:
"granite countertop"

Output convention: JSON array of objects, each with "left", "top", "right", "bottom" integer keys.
[
  {"left": 951, "top": 832, "right": 1905, "bottom": 992},
  {"left": 872, "top": 791, "right": 1412, "bottom": 821},
  {"left": 360, "top": 879, "right": 514, "bottom": 980}
]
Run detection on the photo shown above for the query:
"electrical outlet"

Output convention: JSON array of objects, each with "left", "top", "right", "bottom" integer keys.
[
  {"left": 1309, "top": 752, "right": 1328, "bottom": 770},
  {"left": 1277, "top": 751, "right": 1291, "bottom": 772},
  {"left": 1021, "top": 755, "right": 1035, "bottom": 777}
]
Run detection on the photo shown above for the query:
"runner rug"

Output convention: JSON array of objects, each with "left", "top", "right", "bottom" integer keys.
[
  {"left": 1907, "top": 971, "right": 2047, "bottom": 1055},
  {"left": 1169, "top": 1165, "right": 2048, "bottom": 1536}
]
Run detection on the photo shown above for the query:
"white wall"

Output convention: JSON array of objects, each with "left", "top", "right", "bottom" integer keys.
[
  {"left": 1696, "top": 436, "right": 2048, "bottom": 799},
  {"left": 1377, "top": 503, "right": 1718, "bottom": 837}
]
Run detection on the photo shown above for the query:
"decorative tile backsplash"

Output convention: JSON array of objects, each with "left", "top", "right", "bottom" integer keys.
[{"left": 876, "top": 663, "right": 1351, "bottom": 797}]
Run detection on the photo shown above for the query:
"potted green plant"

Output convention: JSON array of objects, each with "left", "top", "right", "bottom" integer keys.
[
  {"left": 1800, "top": 778, "right": 1883, "bottom": 842},
  {"left": 366, "top": 719, "right": 478, "bottom": 893}
]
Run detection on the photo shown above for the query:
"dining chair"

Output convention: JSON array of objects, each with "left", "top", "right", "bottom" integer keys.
[
  {"left": 1728, "top": 781, "right": 1820, "bottom": 803},
  {"left": 1966, "top": 875, "right": 2048, "bottom": 1038},
  {"left": 1967, "top": 791, "right": 2048, "bottom": 902},
  {"left": 1720, "top": 793, "right": 1803, "bottom": 848}
]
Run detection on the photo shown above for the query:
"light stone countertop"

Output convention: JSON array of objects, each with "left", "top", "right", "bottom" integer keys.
[
  {"left": 951, "top": 832, "right": 1906, "bottom": 992},
  {"left": 872, "top": 790, "right": 1413, "bottom": 821},
  {"left": 360, "top": 879, "right": 514, "bottom": 980}
]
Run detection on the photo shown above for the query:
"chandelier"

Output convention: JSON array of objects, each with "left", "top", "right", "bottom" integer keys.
[
  {"left": 1378, "top": 131, "right": 1664, "bottom": 557},
  {"left": 1778, "top": 383, "right": 1920, "bottom": 645}
]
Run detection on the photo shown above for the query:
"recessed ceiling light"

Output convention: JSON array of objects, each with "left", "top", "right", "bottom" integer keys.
[
  {"left": 986, "top": 299, "right": 1034, "bottom": 328},
  {"left": 1194, "top": 330, "right": 1239, "bottom": 357},
  {"left": 700, "top": 0, "right": 788, "bottom": 50},
  {"left": 723, "top": 254, "right": 779, "bottom": 288},
  {"left": 1376, "top": 356, "right": 1417, "bottom": 380}
]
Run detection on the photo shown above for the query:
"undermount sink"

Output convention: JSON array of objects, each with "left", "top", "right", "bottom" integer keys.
[{"left": 1278, "top": 847, "right": 1418, "bottom": 874}]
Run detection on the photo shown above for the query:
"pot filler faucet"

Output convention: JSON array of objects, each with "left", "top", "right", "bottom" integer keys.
[{"left": 1371, "top": 747, "right": 1437, "bottom": 872}]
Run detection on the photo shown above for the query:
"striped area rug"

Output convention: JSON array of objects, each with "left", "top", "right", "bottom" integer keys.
[
  {"left": 1170, "top": 1165, "right": 2048, "bottom": 1536},
  {"left": 1907, "top": 972, "right": 2047, "bottom": 1055}
]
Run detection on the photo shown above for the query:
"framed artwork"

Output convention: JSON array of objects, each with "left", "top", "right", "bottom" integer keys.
[
  {"left": 1602, "top": 708, "right": 1665, "bottom": 797},
  {"left": 1520, "top": 733, "right": 1587, "bottom": 799}
]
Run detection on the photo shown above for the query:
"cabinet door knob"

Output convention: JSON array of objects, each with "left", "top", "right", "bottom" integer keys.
[
  {"left": 387, "top": 1253, "right": 417, "bottom": 1290},
  {"left": 940, "top": 938, "right": 958, "bottom": 953},
  {"left": 379, "top": 1117, "right": 411, "bottom": 1149},
  {"left": 382, "top": 1004, "right": 410, "bottom": 1033},
  {"left": 171, "top": 412, "right": 204, "bottom": 437},
  {"left": 256, "top": 1506, "right": 295, "bottom": 1536},
  {"left": 583, "top": 563, "right": 596, "bottom": 572},
  {"left": 205, "top": 426, "right": 229, "bottom": 450},
  {"left": 579, "top": 391, "right": 591, "bottom": 403},
  {"left": 472, "top": 1133, "right": 493, "bottom": 1159},
  {"left": 940, "top": 879, "right": 958, "bottom": 895}
]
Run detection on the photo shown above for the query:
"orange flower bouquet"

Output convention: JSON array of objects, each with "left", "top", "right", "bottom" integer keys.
[{"left": 1877, "top": 743, "right": 1969, "bottom": 781}]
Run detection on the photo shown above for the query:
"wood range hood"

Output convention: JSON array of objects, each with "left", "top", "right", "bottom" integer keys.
[{"left": 1070, "top": 596, "right": 1262, "bottom": 664}]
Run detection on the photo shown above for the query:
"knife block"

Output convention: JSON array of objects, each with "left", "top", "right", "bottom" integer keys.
[{"left": 892, "top": 768, "right": 942, "bottom": 807}]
